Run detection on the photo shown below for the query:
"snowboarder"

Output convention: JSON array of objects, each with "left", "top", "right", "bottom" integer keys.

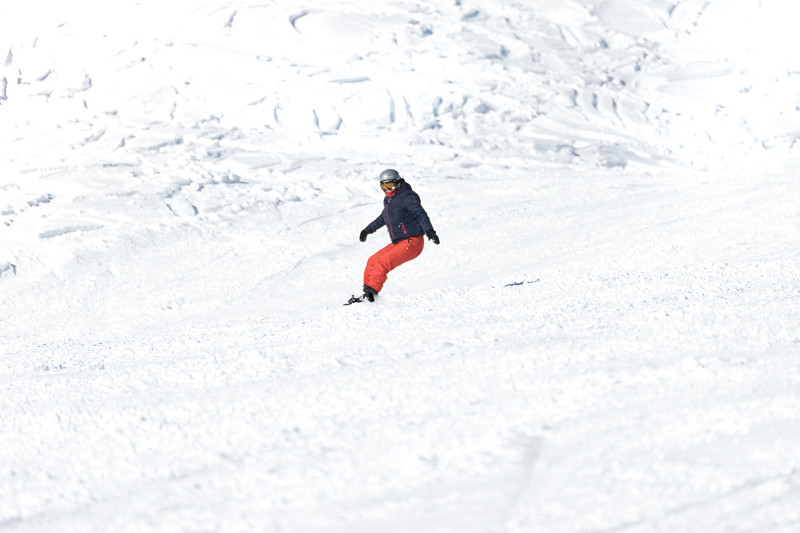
[{"left": 356, "top": 169, "right": 439, "bottom": 302}]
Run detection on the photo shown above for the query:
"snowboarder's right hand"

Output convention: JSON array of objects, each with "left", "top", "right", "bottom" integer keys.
[{"left": 359, "top": 227, "right": 372, "bottom": 242}]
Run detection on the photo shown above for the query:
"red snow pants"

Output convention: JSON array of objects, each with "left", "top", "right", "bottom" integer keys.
[{"left": 363, "top": 235, "right": 424, "bottom": 292}]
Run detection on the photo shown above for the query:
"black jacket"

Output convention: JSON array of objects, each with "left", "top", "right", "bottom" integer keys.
[{"left": 366, "top": 181, "right": 434, "bottom": 244}]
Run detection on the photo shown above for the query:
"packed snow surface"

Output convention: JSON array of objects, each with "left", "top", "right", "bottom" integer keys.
[{"left": 2, "top": 1, "right": 800, "bottom": 531}]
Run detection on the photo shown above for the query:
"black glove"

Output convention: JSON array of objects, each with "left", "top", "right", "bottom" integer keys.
[
  {"left": 425, "top": 229, "right": 440, "bottom": 245},
  {"left": 359, "top": 227, "right": 372, "bottom": 242}
]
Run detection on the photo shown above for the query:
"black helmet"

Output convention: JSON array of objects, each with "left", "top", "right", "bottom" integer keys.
[{"left": 379, "top": 169, "right": 401, "bottom": 182}]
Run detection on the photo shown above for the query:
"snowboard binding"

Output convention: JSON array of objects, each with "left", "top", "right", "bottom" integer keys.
[{"left": 344, "top": 295, "right": 363, "bottom": 305}]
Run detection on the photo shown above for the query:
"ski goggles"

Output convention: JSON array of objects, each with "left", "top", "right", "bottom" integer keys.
[{"left": 380, "top": 180, "right": 398, "bottom": 191}]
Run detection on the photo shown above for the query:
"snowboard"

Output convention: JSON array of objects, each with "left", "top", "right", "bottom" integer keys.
[{"left": 344, "top": 295, "right": 363, "bottom": 305}]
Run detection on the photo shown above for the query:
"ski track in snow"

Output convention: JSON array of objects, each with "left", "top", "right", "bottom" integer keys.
[{"left": 2, "top": 1, "right": 800, "bottom": 532}]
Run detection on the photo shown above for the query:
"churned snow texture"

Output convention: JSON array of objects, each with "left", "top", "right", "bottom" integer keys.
[{"left": 1, "top": 1, "right": 800, "bottom": 532}]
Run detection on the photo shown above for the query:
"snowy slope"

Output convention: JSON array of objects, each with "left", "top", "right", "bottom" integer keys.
[{"left": 2, "top": 1, "right": 800, "bottom": 532}]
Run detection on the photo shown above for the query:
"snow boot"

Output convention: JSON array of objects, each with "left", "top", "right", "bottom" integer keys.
[{"left": 363, "top": 284, "right": 378, "bottom": 302}]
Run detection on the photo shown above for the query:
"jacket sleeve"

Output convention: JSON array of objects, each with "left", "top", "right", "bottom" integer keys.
[
  {"left": 366, "top": 212, "right": 385, "bottom": 233},
  {"left": 405, "top": 191, "right": 434, "bottom": 232}
]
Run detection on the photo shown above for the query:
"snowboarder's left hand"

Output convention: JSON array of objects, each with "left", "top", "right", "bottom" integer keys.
[{"left": 426, "top": 229, "right": 440, "bottom": 245}]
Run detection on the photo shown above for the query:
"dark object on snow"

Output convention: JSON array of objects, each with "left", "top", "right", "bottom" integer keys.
[{"left": 344, "top": 295, "right": 362, "bottom": 305}]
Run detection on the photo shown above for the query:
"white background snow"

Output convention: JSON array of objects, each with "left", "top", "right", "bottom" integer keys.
[{"left": 2, "top": 0, "right": 800, "bottom": 531}]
